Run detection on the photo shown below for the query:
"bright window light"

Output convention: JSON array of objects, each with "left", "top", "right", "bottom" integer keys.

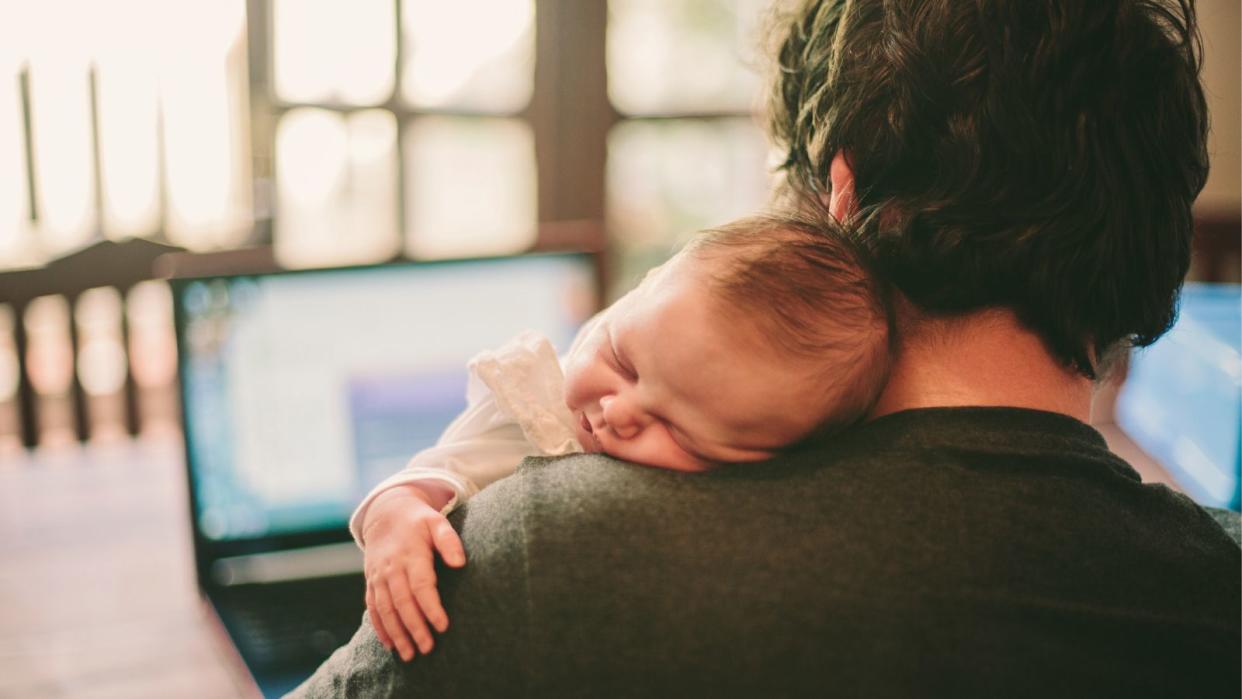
[
  {"left": 401, "top": 0, "right": 535, "bottom": 112},
  {"left": 403, "top": 117, "right": 537, "bottom": 259},
  {"left": 74, "top": 287, "right": 128, "bottom": 397},
  {"left": 274, "top": 0, "right": 395, "bottom": 106},
  {"left": 94, "top": 0, "right": 162, "bottom": 239},
  {"left": 24, "top": 295, "right": 74, "bottom": 397},
  {"left": 0, "top": 306, "right": 18, "bottom": 402},
  {"left": 274, "top": 108, "right": 399, "bottom": 268},
  {"left": 158, "top": 0, "right": 253, "bottom": 249},
  {"left": 607, "top": 0, "right": 768, "bottom": 115},
  {"left": 606, "top": 118, "right": 774, "bottom": 296},
  {"left": 25, "top": 0, "right": 98, "bottom": 253},
  {"left": 0, "top": 37, "right": 35, "bottom": 268},
  {"left": 126, "top": 281, "right": 177, "bottom": 390}
]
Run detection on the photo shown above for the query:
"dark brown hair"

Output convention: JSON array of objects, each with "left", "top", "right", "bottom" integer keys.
[
  {"left": 767, "top": 0, "right": 1209, "bottom": 378},
  {"left": 685, "top": 214, "right": 892, "bottom": 433}
]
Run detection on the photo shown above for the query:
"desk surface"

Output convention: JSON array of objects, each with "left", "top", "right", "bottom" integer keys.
[
  {"left": 0, "top": 424, "right": 1178, "bottom": 698},
  {"left": 0, "top": 437, "right": 257, "bottom": 699}
]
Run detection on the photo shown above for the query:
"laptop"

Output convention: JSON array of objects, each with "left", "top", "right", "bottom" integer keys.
[{"left": 170, "top": 252, "right": 599, "bottom": 696}]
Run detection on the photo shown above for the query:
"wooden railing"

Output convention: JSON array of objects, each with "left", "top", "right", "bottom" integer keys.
[{"left": 0, "top": 238, "right": 182, "bottom": 449}]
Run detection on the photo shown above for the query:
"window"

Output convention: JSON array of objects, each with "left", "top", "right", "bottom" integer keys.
[
  {"left": 268, "top": 0, "right": 539, "bottom": 268},
  {"left": 604, "top": 0, "right": 775, "bottom": 295},
  {"left": 0, "top": 0, "right": 775, "bottom": 281},
  {"left": 0, "top": 0, "right": 252, "bottom": 265},
  {"left": 0, "top": 0, "right": 777, "bottom": 448}
]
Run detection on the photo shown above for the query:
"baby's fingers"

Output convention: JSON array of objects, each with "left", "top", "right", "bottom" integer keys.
[
  {"left": 366, "top": 584, "right": 394, "bottom": 650},
  {"left": 407, "top": 554, "right": 449, "bottom": 634},
  {"left": 430, "top": 518, "right": 466, "bottom": 568},
  {"left": 372, "top": 581, "right": 418, "bottom": 662},
  {"left": 387, "top": 574, "right": 436, "bottom": 657}
]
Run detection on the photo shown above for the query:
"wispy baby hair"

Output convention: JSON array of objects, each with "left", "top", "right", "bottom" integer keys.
[{"left": 684, "top": 213, "right": 893, "bottom": 433}]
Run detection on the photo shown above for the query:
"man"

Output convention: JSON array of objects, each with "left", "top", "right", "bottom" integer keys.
[{"left": 293, "top": 0, "right": 1239, "bottom": 695}]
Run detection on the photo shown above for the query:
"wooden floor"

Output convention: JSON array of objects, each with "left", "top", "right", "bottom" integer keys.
[{"left": 0, "top": 437, "right": 255, "bottom": 698}]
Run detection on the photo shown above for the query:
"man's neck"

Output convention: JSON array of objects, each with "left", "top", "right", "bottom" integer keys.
[{"left": 870, "top": 307, "right": 1093, "bottom": 423}]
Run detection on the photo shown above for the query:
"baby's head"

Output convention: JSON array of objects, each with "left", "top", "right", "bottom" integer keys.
[{"left": 562, "top": 213, "right": 892, "bottom": 472}]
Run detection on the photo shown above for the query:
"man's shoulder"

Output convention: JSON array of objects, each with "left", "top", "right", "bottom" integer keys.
[{"left": 504, "top": 452, "right": 833, "bottom": 522}]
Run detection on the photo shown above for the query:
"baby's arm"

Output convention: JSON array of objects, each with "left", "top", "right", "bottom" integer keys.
[
  {"left": 352, "top": 332, "right": 578, "bottom": 660},
  {"left": 356, "top": 401, "right": 537, "bottom": 662},
  {"left": 360, "top": 479, "right": 464, "bottom": 662},
  {"left": 355, "top": 331, "right": 582, "bottom": 661}
]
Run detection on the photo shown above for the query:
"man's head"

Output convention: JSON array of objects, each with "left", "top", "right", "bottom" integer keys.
[
  {"left": 562, "top": 214, "right": 891, "bottom": 472},
  {"left": 767, "top": 0, "right": 1209, "bottom": 378}
]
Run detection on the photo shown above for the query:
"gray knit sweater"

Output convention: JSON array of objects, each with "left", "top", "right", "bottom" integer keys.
[{"left": 292, "top": 408, "right": 1240, "bottom": 698}]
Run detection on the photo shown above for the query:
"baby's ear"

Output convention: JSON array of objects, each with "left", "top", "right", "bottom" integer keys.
[{"left": 828, "top": 151, "right": 858, "bottom": 221}]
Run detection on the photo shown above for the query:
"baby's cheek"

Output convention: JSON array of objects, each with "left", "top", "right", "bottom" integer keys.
[
  {"left": 562, "top": 347, "right": 616, "bottom": 412},
  {"left": 621, "top": 426, "right": 707, "bottom": 472},
  {"left": 561, "top": 365, "right": 586, "bottom": 410}
]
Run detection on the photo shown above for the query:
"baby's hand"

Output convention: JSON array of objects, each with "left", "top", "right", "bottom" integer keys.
[{"left": 362, "top": 484, "right": 466, "bottom": 662}]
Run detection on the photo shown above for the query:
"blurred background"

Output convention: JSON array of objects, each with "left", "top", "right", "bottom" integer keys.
[
  {"left": 0, "top": 0, "right": 1237, "bottom": 449},
  {"left": 0, "top": 0, "right": 1237, "bottom": 694},
  {"left": 0, "top": 0, "right": 787, "bottom": 453}
]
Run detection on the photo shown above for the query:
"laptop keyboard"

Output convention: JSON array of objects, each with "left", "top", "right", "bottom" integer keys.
[{"left": 215, "top": 574, "right": 367, "bottom": 670}]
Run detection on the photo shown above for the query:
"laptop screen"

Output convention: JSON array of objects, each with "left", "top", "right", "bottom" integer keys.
[
  {"left": 1117, "top": 282, "right": 1241, "bottom": 510},
  {"left": 174, "top": 253, "right": 597, "bottom": 543}
]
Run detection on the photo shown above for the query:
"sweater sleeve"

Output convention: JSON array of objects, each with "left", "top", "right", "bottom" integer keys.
[{"left": 349, "top": 331, "right": 583, "bottom": 548}]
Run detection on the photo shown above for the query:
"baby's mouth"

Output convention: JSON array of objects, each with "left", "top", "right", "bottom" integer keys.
[{"left": 578, "top": 413, "right": 602, "bottom": 452}]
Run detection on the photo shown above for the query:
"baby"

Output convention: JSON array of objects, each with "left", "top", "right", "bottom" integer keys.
[{"left": 354, "top": 213, "right": 892, "bottom": 661}]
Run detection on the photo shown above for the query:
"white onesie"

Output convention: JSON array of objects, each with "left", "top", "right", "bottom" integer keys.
[{"left": 349, "top": 331, "right": 585, "bottom": 547}]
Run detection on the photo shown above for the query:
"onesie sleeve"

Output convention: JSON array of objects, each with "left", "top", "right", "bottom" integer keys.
[{"left": 349, "top": 331, "right": 583, "bottom": 548}]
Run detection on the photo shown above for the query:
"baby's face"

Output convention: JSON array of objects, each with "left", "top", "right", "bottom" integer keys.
[{"left": 562, "top": 252, "right": 826, "bottom": 472}]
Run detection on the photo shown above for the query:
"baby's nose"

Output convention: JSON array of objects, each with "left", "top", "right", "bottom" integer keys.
[{"left": 599, "top": 395, "right": 644, "bottom": 440}]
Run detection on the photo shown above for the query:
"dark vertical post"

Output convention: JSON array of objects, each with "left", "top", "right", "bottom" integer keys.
[
  {"left": 530, "top": 0, "right": 613, "bottom": 227},
  {"left": 247, "top": 0, "right": 275, "bottom": 246},
  {"left": 66, "top": 292, "right": 89, "bottom": 442},
  {"left": 18, "top": 68, "right": 38, "bottom": 226},
  {"left": 15, "top": 69, "right": 38, "bottom": 448},
  {"left": 87, "top": 66, "right": 105, "bottom": 239},
  {"left": 119, "top": 284, "right": 141, "bottom": 437},
  {"left": 154, "top": 95, "right": 169, "bottom": 244},
  {"left": 391, "top": 0, "right": 407, "bottom": 260},
  {"left": 12, "top": 299, "right": 36, "bottom": 449}
]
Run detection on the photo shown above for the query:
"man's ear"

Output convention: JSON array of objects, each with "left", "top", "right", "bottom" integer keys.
[{"left": 828, "top": 151, "right": 858, "bottom": 221}]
